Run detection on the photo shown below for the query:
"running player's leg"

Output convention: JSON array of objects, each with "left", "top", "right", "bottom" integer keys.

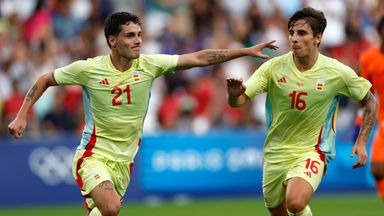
[
  {"left": 268, "top": 200, "right": 288, "bottom": 216},
  {"left": 87, "top": 158, "right": 132, "bottom": 216},
  {"left": 72, "top": 150, "right": 124, "bottom": 216},
  {"left": 370, "top": 127, "right": 384, "bottom": 200},
  {"left": 285, "top": 177, "right": 313, "bottom": 216},
  {"left": 285, "top": 151, "right": 325, "bottom": 215},
  {"left": 89, "top": 180, "right": 121, "bottom": 216},
  {"left": 263, "top": 161, "right": 290, "bottom": 216}
]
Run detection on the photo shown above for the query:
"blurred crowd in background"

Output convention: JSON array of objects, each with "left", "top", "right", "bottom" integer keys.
[{"left": 0, "top": 0, "right": 383, "bottom": 138}]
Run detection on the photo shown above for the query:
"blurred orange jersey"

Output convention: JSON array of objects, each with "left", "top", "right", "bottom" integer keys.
[
  {"left": 360, "top": 45, "right": 384, "bottom": 122},
  {"left": 360, "top": 44, "right": 384, "bottom": 162}
]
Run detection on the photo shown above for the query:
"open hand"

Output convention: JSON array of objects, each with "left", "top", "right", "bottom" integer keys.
[
  {"left": 248, "top": 40, "right": 279, "bottom": 59},
  {"left": 350, "top": 141, "right": 367, "bottom": 169},
  {"left": 226, "top": 78, "right": 246, "bottom": 97}
]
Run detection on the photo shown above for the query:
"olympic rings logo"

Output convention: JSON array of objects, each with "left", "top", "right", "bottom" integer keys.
[{"left": 28, "top": 146, "right": 76, "bottom": 186}]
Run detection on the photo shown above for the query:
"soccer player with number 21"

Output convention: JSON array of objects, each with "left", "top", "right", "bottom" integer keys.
[
  {"left": 8, "top": 12, "right": 277, "bottom": 216},
  {"left": 226, "top": 7, "right": 377, "bottom": 216}
]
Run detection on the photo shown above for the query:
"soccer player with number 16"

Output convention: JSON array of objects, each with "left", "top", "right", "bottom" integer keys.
[{"left": 226, "top": 7, "right": 377, "bottom": 216}]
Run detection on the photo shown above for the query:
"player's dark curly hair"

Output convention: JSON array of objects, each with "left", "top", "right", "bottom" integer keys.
[
  {"left": 104, "top": 12, "right": 141, "bottom": 49},
  {"left": 288, "top": 7, "right": 327, "bottom": 37}
]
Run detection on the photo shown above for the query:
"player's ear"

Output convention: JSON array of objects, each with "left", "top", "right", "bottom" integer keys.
[
  {"left": 314, "top": 33, "right": 322, "bottom": 47},
  {"left": 109, "top": 35, "right": 117, "bottom": 48}
]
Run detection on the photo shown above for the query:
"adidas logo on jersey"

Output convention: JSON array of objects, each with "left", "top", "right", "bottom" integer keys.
[
  {"left": 278, "top": 76, "right": 287, "bottom": 83},
  {"left": 99, "top": 78, "right": 109, "bottom": 85},
  {"left": 304, "top": 171, "right": 312, "bottom": 178}
]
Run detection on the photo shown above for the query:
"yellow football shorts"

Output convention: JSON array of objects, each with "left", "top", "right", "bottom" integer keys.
[
  {"left": 262, "top": 151, "right": 325, "bottom": 208},
  {"left": 72, "top": 149, "right": 133, "bottom": 209}
]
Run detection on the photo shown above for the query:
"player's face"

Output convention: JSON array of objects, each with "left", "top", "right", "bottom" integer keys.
[
  {"left": 288, "top": 20, "right": 321, "bottom": 59},
  {"left": 112, "top": 23, "right": 142, "bottom": 59}
]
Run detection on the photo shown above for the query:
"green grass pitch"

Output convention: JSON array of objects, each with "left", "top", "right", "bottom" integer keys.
[{"left": 0, "top": 193, "right": 382, "bottom": 216}]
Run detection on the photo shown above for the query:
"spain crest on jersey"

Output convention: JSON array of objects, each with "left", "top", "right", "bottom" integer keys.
[
  {"left": 93, "top": 173, "right": 100, "bottom": 180},
  {"left": 316, "top": 79, "right": 324, "bottom": 91},
  {"left": 132, "top": 71, "right": 140, "bottom": 81}
]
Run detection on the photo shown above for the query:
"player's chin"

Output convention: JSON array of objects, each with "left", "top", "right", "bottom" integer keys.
[
  {"left": 292, "top": 49, "right": 301, "bottom": 57},
  {"left": 128, "top": 53, "right": 140, "bottom": 59}
]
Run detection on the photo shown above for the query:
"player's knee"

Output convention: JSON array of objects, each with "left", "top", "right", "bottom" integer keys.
[
  {"left": 375, "top": 178, "right": 384, "bottom": 200},
  {"left": 371, "top": 167, "right": 384, "bottom": 181},
  {"left": 371, "top": 163, "right": 384, "bottom": 180},
  {"left": 379, "top": 190, "right": 384, "bottom": 200},
  {"left": 372, "top": 173, "right": 384, "bottom": 181},
  {"left": 286, "top": 199, "right": 306, "bottom": 214},
  {"left": 99, "top": 201, "right": 121, "bottom": 216}
]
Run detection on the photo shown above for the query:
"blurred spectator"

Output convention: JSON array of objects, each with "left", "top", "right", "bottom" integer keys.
[
  {"left": 2, "top": 80, "right": 29, "bottom": 124},
  {"left": 305, "top": 0, "right": 347, "bottom": 48},
  {"left": 0, "top": 21, "right": 12, "bottom": 102},
  {"left": 52, "top": 0, "right": 84, "bottom": 43},
  {"left": 1, "top": 0, "right": 384, "bottom": 138},
  {"left": 41, "top": 88, "right": 83, "bottom": 136},
  {"left": 0, "top": 0, "right": 35, "bottom": 20},
  {"left": 1, "top": 80, "right": 38, "bottom": 137},
  {"left": 22, "top": 0, "right": 54, "bottom": 47},
  {"left": 158, "top": 88, "right": 186, "bottom": 130},
  {"left": 329, "top": 6, "right": 371, "bottom": 71},
  {"left": 5, "top": 41, "right": 32, "bottom": 93}
]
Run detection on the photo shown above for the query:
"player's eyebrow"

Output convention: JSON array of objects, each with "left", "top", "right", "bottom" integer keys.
[{"left": 123, "top": 31, "right": 141, "bottom": 36}]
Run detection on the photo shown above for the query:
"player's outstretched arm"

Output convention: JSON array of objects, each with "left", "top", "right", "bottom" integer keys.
[
  {"left": 226, "top": 78, "right": 250, "bottom": 107},
  {"left": 175, "top": 40, "right": 278, "bottom": 71},
  {"left": 351, "top": 91, "right": 377, "bottom": 169},
  {"left": 8, "top": 72, "right": 58, "bottom": 138}
]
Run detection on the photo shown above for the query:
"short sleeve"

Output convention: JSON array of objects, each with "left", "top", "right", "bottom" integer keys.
[
  {"left": 140, "top": 54, "right": 179, "bottom": 78},
  {"left": 54, "top": 60, "right": 89, "bottom": 86},
  {"left": 338, "top": 64, "right": 371, "bottom": 102},
  {"left": 244, "top": 59, "right": 271, "bottom": 99}
]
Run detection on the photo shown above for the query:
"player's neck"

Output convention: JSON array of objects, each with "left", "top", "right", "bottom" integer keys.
[
  {"left": 110, "top": 53, "right": 133, "bottom": 72},
  {"left": 293, "top": 52, "right": 319, "bottom": 72},
  {"left": 380, "top": 43, "right": 384, "bottom": 53}
]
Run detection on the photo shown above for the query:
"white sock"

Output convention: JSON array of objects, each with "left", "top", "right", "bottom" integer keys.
[
  {"left": 89, "top": 207, "right": 102, "bottom": 216},
  {"left": 287, "top": 205, "right": 312, "bottom": 216}
]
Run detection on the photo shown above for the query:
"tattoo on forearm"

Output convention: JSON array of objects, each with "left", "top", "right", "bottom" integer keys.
[
  {"left": 361, "top": 108, "right": 374, "bottom": 139},
  {"left": 207, "top": 51, "right": 227, "bottom": 64},
  {"left": 360, "top": 93, "right": 376, "bottom": 142},
  {"left": 26, "top": 85, "right": 37, "bottom": 101}
]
